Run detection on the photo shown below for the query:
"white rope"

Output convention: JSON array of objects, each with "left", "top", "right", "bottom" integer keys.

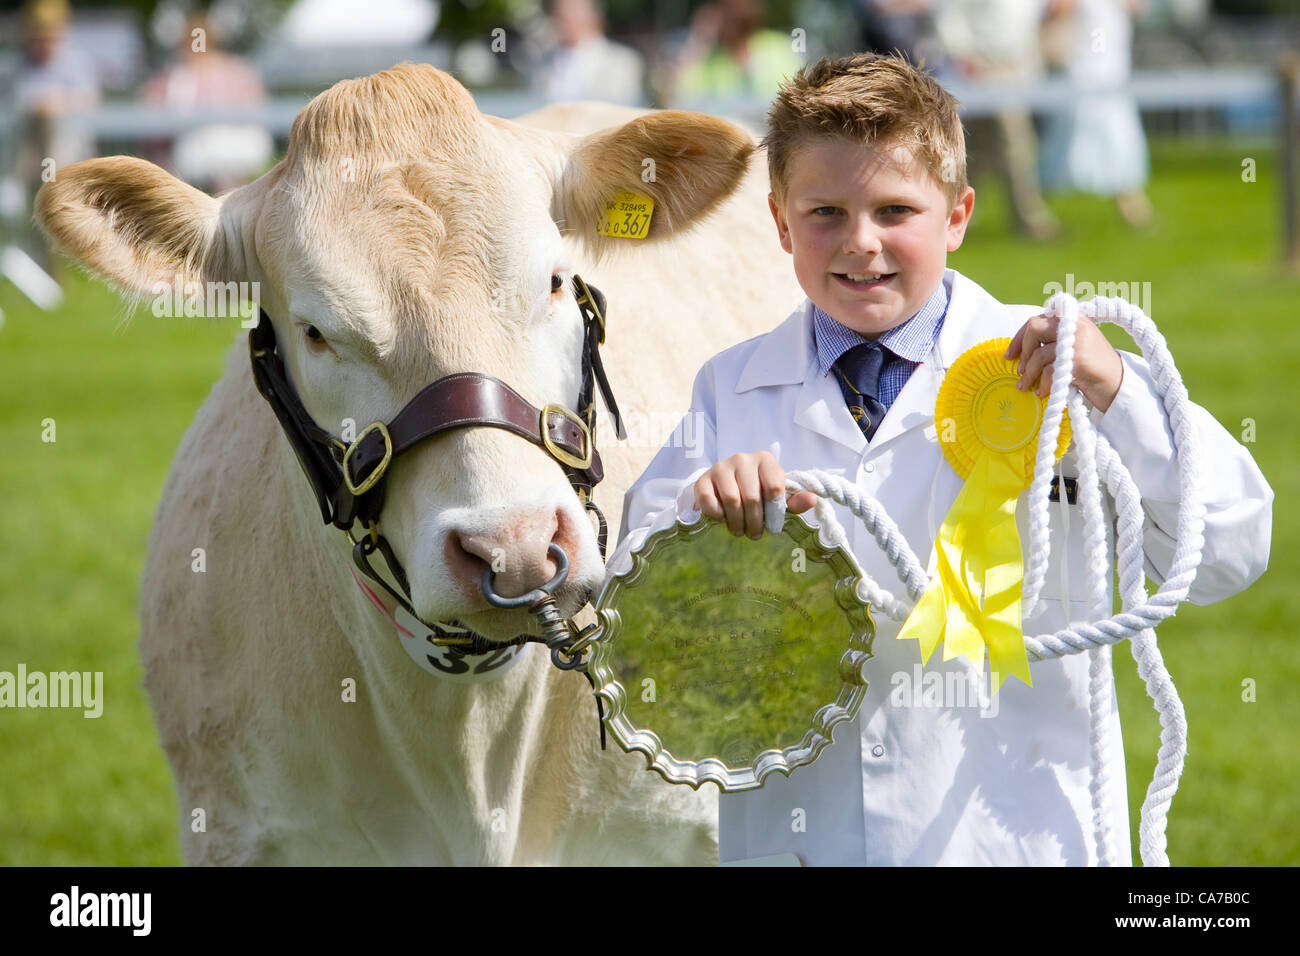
[
  {"left": 782, "top": 293, "right": 1202, "bottom": 867},
  {"left": 1067, "top": 375, "right": 1115, "bottom": 867},
  {"left": 1088, "top": 643, "right": 1115, "bottom": 866},
  {"left": 785, "top": 467, "right": 929, "bottom": 623},
  {"left": 1023, "top": 293, "right": 1079, "bottom": 619}
]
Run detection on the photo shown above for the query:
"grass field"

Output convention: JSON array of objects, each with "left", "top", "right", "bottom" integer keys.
[{"left": 0, "top": 136, "right": 1295, "bottom": 866}]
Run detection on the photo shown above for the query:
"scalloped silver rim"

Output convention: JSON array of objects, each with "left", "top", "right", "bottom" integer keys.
[{"left": 588, "top": 512, "right": 876, "bottom": 792}]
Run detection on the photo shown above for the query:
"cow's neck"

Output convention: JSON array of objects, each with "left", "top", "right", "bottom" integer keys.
[{"left": 268, "top": 426, "right": 594, "bottom": 863}]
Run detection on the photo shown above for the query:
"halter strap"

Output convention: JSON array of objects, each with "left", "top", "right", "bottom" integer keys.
[{"left": 248, "top": 274, "right": 618, "bottom": 620}]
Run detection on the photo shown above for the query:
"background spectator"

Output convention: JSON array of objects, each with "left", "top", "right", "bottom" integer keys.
[
  {"left": 13, "top": 0, "right": 99, "bottom": 270},
  {"left": 855, "top": 0, "right": 942, "bottom": 65},
  {"left": 143, "top": 13, "right": 270, "bottom": 194},
  {"left": 1039, "top": 0, "right": 1154, "bottom": 227},
  {"left": 934, "top": 0, "right": 1062, "bottom": 239},
  {"left": 532, "top": 0, "right": 645, "bottom": 105},
  {"left": 658, "top": 0, "right": 804, "bottom": 108}
]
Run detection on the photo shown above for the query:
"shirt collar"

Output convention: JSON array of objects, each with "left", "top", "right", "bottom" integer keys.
[{"left": 812, "top": 281, "right": 949, "bottom": 377}]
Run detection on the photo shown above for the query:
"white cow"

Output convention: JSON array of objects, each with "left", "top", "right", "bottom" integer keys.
[{"left": 36, "top": 64, "right": 795, "bottom": 864}]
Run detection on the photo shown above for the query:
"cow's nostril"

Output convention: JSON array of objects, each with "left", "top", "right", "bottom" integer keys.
[
  {"left": 483, "top": 544, "right": 571, "bottom": 608},
  {"left": 447, "top": 530, "right": 487, "bottom": 568},
  {"left": 455, "top": 532, "right": 558, "bottom": 580}
]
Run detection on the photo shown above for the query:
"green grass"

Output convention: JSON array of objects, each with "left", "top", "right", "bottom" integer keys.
[
  {"left": 0, "top": 136, "right": 1295, "bottom": 865},
  {"left": 0, "top": 275, "right": 235, "bottom": 866},
  {"left": 955, "top": 137, "right": 1299, "bottom": 866}
]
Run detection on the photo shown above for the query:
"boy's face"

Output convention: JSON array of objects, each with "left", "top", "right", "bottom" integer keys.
[{"left": 769, "top": 136, "right": 974, "bottom": 338}]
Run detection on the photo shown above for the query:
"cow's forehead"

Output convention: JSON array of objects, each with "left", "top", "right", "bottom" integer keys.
[
  {"left": 256, "top": 65, "right": 563, "bottom": 371},
  {"left": 271, "top": 145, "right": 553, "bottom": 277},
  {"left": 272, "top": 61, "right": 558, "bottom": 264},
  {"left": 284, "top": 63, "right": 484, "bottom": 169}
]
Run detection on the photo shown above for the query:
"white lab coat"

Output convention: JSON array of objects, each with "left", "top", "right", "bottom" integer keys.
[{"left": 613, "top": 268, "right": 1272, "bottom": 866}]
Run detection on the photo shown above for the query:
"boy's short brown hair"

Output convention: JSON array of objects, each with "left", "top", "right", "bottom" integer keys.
[{"left": 763, "top": 53, "right": 967, "bottom": 210}]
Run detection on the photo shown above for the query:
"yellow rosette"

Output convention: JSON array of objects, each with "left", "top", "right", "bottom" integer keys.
[{"left": 897, "top": 338, "right": 1071, "bottom": 690}]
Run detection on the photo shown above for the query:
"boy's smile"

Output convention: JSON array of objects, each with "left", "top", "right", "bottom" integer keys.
[{"left": 769, "top": 137, "right": 974, "bottom": 338}]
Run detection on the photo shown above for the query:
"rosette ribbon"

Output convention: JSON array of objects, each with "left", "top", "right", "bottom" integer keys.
[{"left": 896, "top": 339, "right": 1070, "bottom": 691}]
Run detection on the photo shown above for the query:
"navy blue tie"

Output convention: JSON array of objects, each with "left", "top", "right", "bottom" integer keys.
[{"left": 835, "top": 342, "right": 889, "bottom": 442}]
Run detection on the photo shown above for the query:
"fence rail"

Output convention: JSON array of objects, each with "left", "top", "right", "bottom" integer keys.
[
  {"left": 56, "top": 67, "right": 1279, "bottom": 140},
  {"left": 2, "top": 60, "right": 1296, "bottom": 267}
]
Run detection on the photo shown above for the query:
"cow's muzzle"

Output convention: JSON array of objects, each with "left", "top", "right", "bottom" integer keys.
[{"left": 479, "top": 542, "right": 590, "bottom": 671}]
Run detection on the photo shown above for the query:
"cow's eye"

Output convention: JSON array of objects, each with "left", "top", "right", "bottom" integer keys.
[
  {"left": 551, "top": 273, "right": 563, "bottom": 294},
  {"left": 303, "top": 325, "right": 328, "bottom": 348}
]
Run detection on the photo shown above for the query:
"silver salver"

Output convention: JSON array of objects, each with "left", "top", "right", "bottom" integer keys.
[{"left": 586, "top": 512, "right": 876, "bottom": 791}]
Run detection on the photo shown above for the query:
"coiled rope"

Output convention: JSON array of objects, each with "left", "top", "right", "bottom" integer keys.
[{"left": 784, "top": 293, "right": 1201, "bottom": 867}]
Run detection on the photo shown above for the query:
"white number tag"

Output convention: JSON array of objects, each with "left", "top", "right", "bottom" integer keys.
[{"left": 394, "top": 606, "right": 528, "bottom": 683}]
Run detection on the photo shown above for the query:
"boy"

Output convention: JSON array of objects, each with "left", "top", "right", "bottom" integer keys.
[{"left": 613, "top": 53, "right": 1272, "bottom": 865}]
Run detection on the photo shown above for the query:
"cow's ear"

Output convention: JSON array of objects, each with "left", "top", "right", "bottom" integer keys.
[
  {"left": 557, "top": 110, "right": 755, "bottom": 256},
  {"left": 34, "top": 156, "right": 223, "bottom": 303}
]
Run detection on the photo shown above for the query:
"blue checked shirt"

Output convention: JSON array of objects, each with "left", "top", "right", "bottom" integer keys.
[{"left": 812, "top": 281, "right": 949, "bottom": 410}]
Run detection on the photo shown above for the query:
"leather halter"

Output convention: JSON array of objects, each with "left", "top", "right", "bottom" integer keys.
[{"left": 248, "top": 274, "right": 624, "bottom": 639}]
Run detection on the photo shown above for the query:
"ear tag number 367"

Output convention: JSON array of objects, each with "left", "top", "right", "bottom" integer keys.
[{"left": 597, "top": 191, "right": 655, "bottom": 240}]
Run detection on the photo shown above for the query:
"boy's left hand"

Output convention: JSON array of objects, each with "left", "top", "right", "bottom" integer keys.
[{"left": 1005, "top": 314, "right": 1124, "bottom": 413}]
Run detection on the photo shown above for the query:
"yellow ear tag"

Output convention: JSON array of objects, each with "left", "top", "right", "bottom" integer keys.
[
  {"left": 596, "top": 190, "right": 655, "bottom": 240},
  {"left": 897, "top": 338, "right": 1072, "bottom": 690}
]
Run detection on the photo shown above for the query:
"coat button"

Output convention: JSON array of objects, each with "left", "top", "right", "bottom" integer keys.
[
  {"left": 871, "top": 744, "right": 885, "bottom": 757},
  {"left": 863, "top": 463, "right": 875, "bottom": 474}
]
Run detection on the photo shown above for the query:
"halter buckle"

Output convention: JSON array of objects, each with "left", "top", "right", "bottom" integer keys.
[
  {"left": 343, "top": 422, "right": 393, "bottom": 495},
  {"left": 572, "top": 274, "right": 606, "bottom": 344},
  {"left": 346, "top": 519, "right": 380, "bottom": 548},
  {"left": 541, "top": 403, "right": 592, "bottom": 471}
]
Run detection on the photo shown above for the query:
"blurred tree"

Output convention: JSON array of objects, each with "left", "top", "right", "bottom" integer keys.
[
  {"left": 672, "top": 0, "right": 802, "bottom": 32},
  {"left": 1212, "top": 0, "right": 1300, "bottom": 13},
  {"left": 509, "top": 0, "right": 806, "bottom": 39},
  {"left": 0, "top": 0, "right": 295, "bottom": 51},
  {"left": 437, "top": 0, "right": 539, "bottom": 43}
]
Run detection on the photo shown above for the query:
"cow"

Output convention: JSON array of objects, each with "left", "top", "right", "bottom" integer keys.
[{"left": 35, "top": 63, "right": 795, "bottom": 864}]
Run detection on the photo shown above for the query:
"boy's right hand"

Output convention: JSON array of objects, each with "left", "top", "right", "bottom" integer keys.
[{"left": 693, "top": 451, "right": 818, "bottom": 540}]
